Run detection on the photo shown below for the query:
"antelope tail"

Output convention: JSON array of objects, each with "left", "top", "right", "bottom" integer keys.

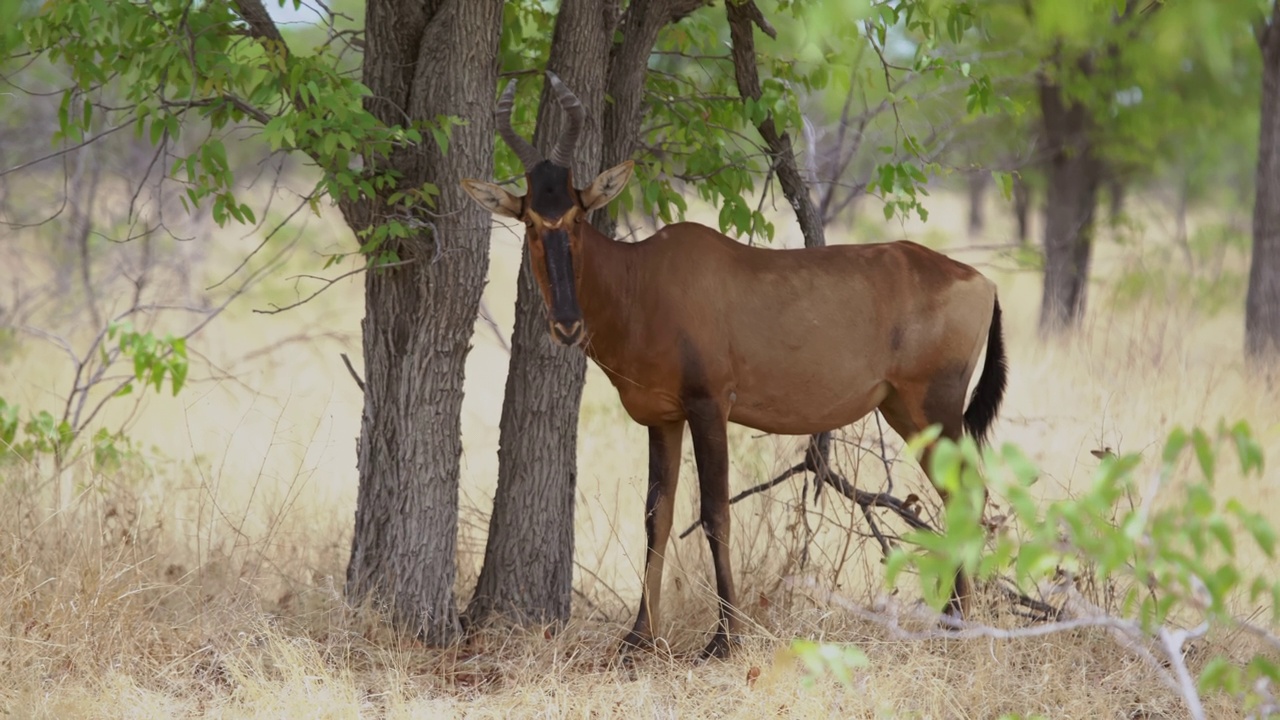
[{"left": 962, "top": 296, "right": 1008, "bottom": 448}]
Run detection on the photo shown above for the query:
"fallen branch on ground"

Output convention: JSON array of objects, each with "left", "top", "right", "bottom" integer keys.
[{"left": 788, "top": 575, "right": 1210, "bottom": 720}]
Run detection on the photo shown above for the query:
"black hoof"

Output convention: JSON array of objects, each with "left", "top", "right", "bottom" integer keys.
[
  {"left": 697, "top": 633, "right": 736, "bottom": 661},
  {"left": 619, "top": 630, "right": 654, "bottom": 653}
]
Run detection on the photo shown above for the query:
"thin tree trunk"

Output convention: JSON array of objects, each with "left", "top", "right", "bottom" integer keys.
[
  {"left": 1175, "top": 174, "right": 1194, "bottom": 268},
  {"left": 1013, "top": 171, "right": 1032, "bottom": 245},
  {"left": 727, "top": 1, "right": 823, "bottom": 246},
  {"left": 1108, "top": 174, "right": 1126, "bottom": 226},
  {"left": 343, "top": 0, "right": 503, "bottom": 646},
  {"left": 1038, "top": 75, "right": 1101, "bottom": 336},
  {"left": 70, "top": 142, "right": 103, "bottom": 329},
  {"left": 1248, "top": 5, "right": 1280, "bottom": 360},
  {"left": 465, "top": 0, "right": 608, "bottom": 626},
  {"left": 967, "top": 170, "right": 988, "bottom": 237}
]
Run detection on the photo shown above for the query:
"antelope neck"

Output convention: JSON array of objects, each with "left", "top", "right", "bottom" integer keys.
[{"left": 574, "top": 222, "right": 637, "bottom": 364}]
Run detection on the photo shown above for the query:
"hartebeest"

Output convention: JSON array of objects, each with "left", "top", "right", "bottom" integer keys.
[{"left": 462, "top": 72, "right": 1008, "bottom": 660}]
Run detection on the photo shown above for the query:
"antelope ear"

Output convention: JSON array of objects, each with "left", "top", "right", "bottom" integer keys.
[
  {"left": 461, "top": 179, "right": 522, "bottom": 219},
  {"left": 581, "top": 160, "right": 634, "bottom": 212}
]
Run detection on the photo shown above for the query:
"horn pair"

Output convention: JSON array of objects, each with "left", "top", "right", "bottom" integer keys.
[{"left": 496, "top": 71, "right": 585, "bottom": 171}]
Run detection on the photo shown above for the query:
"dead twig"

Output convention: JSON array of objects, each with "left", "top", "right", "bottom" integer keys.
[
  {"left": 339, "top": 352, "right": 364, "bottom": 392},
  {"left": 789, "top": 575, "right": 1210, "bottom": 719}
]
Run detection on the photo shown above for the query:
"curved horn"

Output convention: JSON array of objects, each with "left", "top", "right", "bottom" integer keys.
[
  {"left": 496, "top": 79, "right": 543, "bottom": 171},
  {"left": 546, "top": 71, "right": 585, "bottom": 169}
]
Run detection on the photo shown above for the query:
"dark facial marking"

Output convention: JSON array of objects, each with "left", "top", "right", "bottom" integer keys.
[
  {"left": 526, "top": 161, "right": 575, "bottom": 219},
  {"left": 542, "top": 228, "right": 582, "bottom": 343},
  {"left": 890, "top": 324, "right": 905, "bottom": 352}
]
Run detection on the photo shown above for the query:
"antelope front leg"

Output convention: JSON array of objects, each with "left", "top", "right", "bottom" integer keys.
[
  {"left": 686, "top": 398, "right": 739, "bottom": 660},
  {"left": 621, "top": 422, "right": 684, "bottom": 653}
]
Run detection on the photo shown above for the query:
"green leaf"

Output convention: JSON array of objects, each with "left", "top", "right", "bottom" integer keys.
[
  {"left": 1162, "top": 426, "right": 1189, "bottom": 466},
  {"left": 1198, "top": 655, "right": 1240, "bottom": 695},
  {"left": 1190, "top": 428, "right": 1214, "bottom": 482}
]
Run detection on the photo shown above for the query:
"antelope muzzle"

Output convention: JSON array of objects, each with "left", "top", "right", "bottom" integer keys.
[{"left": 542, "top": 229, "right": 584, "bottom": 346}]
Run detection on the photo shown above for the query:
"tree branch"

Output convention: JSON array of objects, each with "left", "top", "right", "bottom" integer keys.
[
  {"left": 0, "top": 124, "right": 131, "bottom": 178},
  {"left": 232, "top": 0, "right": 289, "bottom": 47},
  {"left": 340, "top": 352, "right": 365, "bottom": 392},
  {"left": 675, "top": 436, "right": 934, "bottom": 541},
  {"left": 725, "top": 0, "right": 824, "bottom": 250}
]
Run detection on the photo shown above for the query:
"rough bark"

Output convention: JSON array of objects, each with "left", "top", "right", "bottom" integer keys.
[
  {"left": 465, "top": 0, "right": 609, "bottom": 626},
  {"left": 601, "top": 0, "right": 713, "bottom": 192},
  {"left": 1248, "top": 5, "right": 1280, "bottom": 360},
  {"left": 1037, "top": 74, "right": 1101, "bottom": 336},
  {"left": 469, "top": 0, "right": 710, "bottom": 627},
  {"left": 342, "top": 0, "right": 504, "bottom": 646}
]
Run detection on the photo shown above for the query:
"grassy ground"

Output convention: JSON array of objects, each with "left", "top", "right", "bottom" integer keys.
[{"left": 1, "top": 181, "right": 1278, "bottom": 719}]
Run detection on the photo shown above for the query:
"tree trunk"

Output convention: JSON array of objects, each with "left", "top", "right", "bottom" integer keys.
[
  {"left": 343, "top": 0, "right": 503, "bottom": 646},
  {"left": 1174, "top": 174, "right": 1194, "bottom": 268},
  {"left": 1248, "top": 9, "right": 1280, "bottom": 360},
  {"left": 465, "top": 0, "right": 609, "bottom": 626},
  {"left": 468, "top": 0, "right": 710, "bottom": 626},
  {"left": 1013, "top": 171, "right": 1032, "bottom": 245},
  {"left": 967, "top": 170, "right": 988, "bottom": 237},
  {"left": 1108, "top": 174, "right": 1126, "bottom": 226},
  {"left": 1037, "top": 76, "right": 1101, "bottom": 336}
]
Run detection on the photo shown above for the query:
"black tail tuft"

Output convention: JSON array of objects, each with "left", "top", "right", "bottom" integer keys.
[{"left": 963, "top": 296, "right": 1008, "bottom": 448}]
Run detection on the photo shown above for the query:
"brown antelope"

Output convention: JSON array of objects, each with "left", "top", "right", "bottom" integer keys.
[{"left": 462, "top": 72, "right": 1008, "bottom": 660}]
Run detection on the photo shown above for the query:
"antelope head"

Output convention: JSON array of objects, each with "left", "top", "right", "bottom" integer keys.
[{"left": 462, "top": 72, "right": 633, "bottom": 347}]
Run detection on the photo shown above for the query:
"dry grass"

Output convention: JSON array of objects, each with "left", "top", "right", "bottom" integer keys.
[{"left": 2, "top": 181, "right": 1278, "bottom": 719}]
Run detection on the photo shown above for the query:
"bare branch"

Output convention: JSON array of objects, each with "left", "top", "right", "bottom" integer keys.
[
  {"left": 478, "top": 299, "right": 511, "bottom": 354},
  {"left": 1160, "top": 624, "right": 1210, "bottom": 720},
  {"left": 788, "top": 576, "right": 1190, "bottom": 698},
  {"left": 340, "top": 352, "right": 365, "bottom": 392},
  {"left": 252, "top": 259, "right": 415, "bottom": 315},
  {"left": 0, "top": 124, "right": 130, "bottom": 179},
  {"left": 676, "top": 434, "right": 933, "bottom": 541}
]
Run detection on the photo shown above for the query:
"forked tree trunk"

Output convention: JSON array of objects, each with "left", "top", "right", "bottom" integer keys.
[
  {"left": 469, "top": 0, "right": 709, "bottom": 626},
  {"left": 465, "top": 0, "right": 608, "bottom": 625},
  {"left": 1248, "top": 6, "right": 1280, "bottom": 360},
  {"left": 1038, "top": 76, "right": 1101, "bottom": 336},
  {"left": 342, "top": 0, "right": 503, "bottom": 646}
]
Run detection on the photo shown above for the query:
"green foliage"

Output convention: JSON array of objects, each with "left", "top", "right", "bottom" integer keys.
[
  {"left": 787, "top": 637, "right": 870, "bottom": 687},
  {"left": 0, "top": 394, "right": 146, "bottom": 476},
  {"left": 12, "top": 0, "right": 442, "bottom": 248},
  {"left": 486, "top": 0, "right": 1008, "bottom": 241},
  {"left": 0, "top": 318, "right": 184, "bottom": 469},
  {"left": 0, "top": 397, "right": 73, "bottom": 464},
  {"left": 884, "top": 420, "right": 1277, "bottom": 714},
  {"left": 107, "top": 321, "right": 189, "bottom": 398}
]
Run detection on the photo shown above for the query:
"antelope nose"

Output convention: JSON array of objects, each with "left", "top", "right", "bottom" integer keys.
[{"left": 552, "top": 320, "right": 583, "bottom": 345}]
